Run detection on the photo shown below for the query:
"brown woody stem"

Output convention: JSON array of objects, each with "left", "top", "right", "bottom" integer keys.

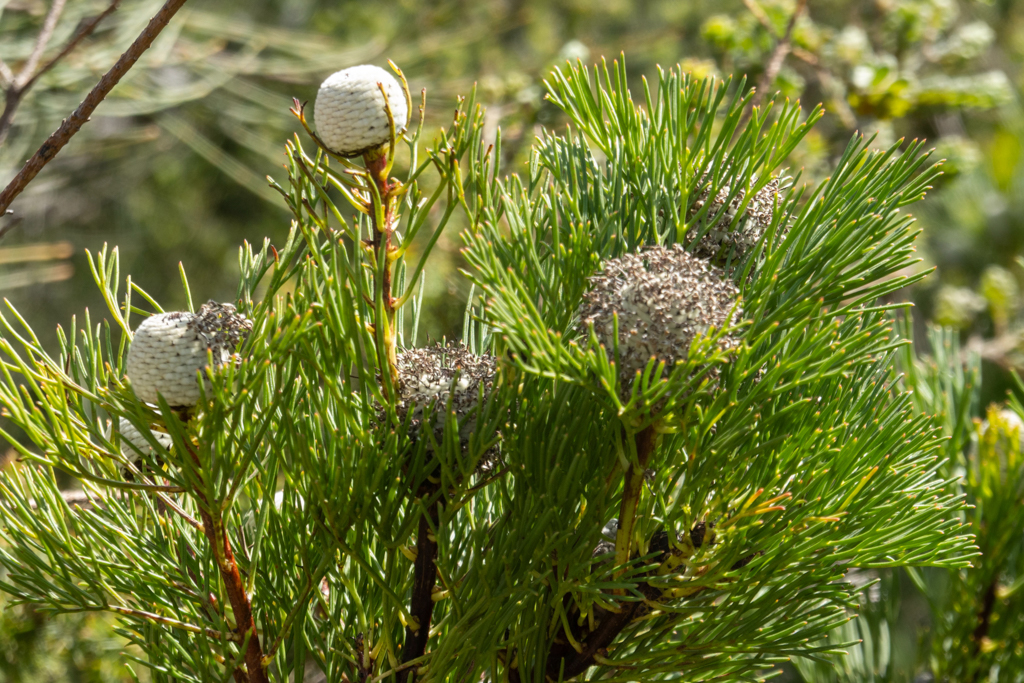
[
  {"left": 398, "top": 491, "right": 441, "bottom": 683},
  {"left": 747, "top": 0, "right": 807, "bottom": 115},
  {"left": 537, "top": 426, "right": 657, "bottom": 681}
]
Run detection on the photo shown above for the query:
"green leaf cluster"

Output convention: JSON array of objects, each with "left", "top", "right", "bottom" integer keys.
[{"left": 0, "top": 58, "right": 977, "bottom": 682}]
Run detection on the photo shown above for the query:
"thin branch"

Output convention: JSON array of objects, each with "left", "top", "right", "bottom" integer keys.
[
  {"left": 0, "top": 81, "right": 27, "bottom": 149},
  {"left": 0, "top": 0, "right": 189, "bottom": 222},
  {"left": 28, "top": 486, "right": 184, "bottom": 507},
  {"left": 16, "top": 489, "right": 105, "bottom": 512},
  {"left": 22, "top": 0, "right": 123, "bottom": 94},
  {"left": 0, "top": 0, "right": 121, "bottom": 149},
  {"left": 613, "top": 427, "right": 657, "bottom": 579},
  {"left": 0, "top": 60, "right": 14, "bottom": 89},
  {"left": 748, "top": 0, "right": 808, "bottom": 114},
  {"left": 16, "top": 0, "right": 68, "bottom": 89},
  {"left": 537, "top": 427, "right": 658, "bottom": 680},
  {"left": 157, "top": 490, "right": 205, "bottom": 531},
  {"left": 65, "top": 604, "right": 242, "bottom": 641},
  {"left": 741, "top": 0, "right": 775, "bottom": 36},
  {"left": 742, "top": 0, "right": 857, "bottom": 129}
]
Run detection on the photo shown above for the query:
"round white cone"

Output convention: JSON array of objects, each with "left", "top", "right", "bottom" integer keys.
[{"left": 314, "top": 64, "right": 409, "bottom": 157}]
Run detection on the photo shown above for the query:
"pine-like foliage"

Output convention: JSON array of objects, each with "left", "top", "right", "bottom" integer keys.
[
  {"left": 789, "top": 325, "right": 1024, "bottom": 681},
  {"left": 0, "top": 58, "right": 976, "bottom": 682}
]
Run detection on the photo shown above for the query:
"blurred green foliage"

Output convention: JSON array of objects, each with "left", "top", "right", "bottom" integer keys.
[
  {"left": 4, "top": 0, "right": 1024, "bottom": 679},
  {"left": 0, "top": 593, "right": 134, "bottom": 682}
]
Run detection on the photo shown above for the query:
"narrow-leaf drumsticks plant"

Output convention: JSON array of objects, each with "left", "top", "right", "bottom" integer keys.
[{"left": 0, "top": 55, "right": 978, "bottom": 683}]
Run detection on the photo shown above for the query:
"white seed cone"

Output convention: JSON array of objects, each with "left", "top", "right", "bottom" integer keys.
[
  {"left": 127, "top": 312, "right": 208, "bottom": 406},
  {"left": 314, "top": 65, "right": 409, "bottom": 157},
  {"left": 126, "top": 302, "right": 251, "bottom": 407},
  {"left": 118, "top": 417, "right": 172, "bottom": 458}
]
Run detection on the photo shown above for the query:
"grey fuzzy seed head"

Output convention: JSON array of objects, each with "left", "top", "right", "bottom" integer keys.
[
  {"left": 689, "top": 174, "right": 784, "bottom": 262},
  {"left": 126, "top": 301, "right": 252, "bottom": 408},
  {"left": 395, "top": 342, "right": 497, "bottom": 451},
  {"left": 578, "top": 244, "right": 741, "bottom": 397},
  {"left": 314, "top": 65, "right": 409, "bottom": 157}
]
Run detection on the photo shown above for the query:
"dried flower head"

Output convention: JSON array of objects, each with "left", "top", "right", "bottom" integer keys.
[
  {"left": 578, "top": 244, "right": 741, "bottom": 397},
  {"left": 314, "top": 64, "right": 409, "bottom": 157},
  {"left": 395, "top": 343, "right": 498, "bottom": 453},
  {"left": 689, "top": 174, "right": 783, "bottom": 262},
  {"left": 126, "top": 301, "right": 252, "bottom": 408}
]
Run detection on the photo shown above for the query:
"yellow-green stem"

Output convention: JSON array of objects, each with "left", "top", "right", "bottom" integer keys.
[{"left": 614, "top": 426, "right": 657, "bottom": 581}]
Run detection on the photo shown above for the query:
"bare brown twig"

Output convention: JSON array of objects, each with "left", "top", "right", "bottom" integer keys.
[
  {"left": 748, "top": 0, "right": 808, "bottom": 114},
  {"left": 23, "top": 1, "right": 123, "bottom": 95},
  {"left": 19, "top": 0, "right": 68, "bottom": 88},
  {"left": 0, "top": 0, "right": 120, "bottom": 147},
  {"left": 0, "top": 0, "right": 186, "bottom": 230},
  {"left": 741, "top": 0, "right": 857, "bottom": 128}
]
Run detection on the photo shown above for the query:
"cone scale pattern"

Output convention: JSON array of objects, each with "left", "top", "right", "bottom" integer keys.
[
  {"left": 126, "top": 302, "right": 251, "bottom": 408},
  {"left": 118, "top": 417, "right": 172, "bottom": 458},
  {"left": 314, "top": 65, "right": 409, "bottom": 157}
]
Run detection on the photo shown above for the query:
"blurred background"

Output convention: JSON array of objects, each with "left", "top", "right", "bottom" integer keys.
[{"left": 1, "top": 0, "right": 1023, "bottom": 679}]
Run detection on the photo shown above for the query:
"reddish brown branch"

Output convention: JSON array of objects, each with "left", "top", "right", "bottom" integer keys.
[
  {"left": 185, "top": 444, "right": 268, "bottom": 683},
  {"left": 199, "top": 505, "right": 268, "bottom": 683},
  {"left": 366, "top": 152, "right": 395, "bottom": 311},
  {"left": 0, "top": 0, "right": 187, "bottom": 220}
]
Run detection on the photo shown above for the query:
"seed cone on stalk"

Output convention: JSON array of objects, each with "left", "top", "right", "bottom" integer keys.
[
  {"left": 394, "top": 343, "right": 498, "bottom": 457},
  {"left": 578, "top": 244, "right": 741, "bottom": 400},
  {"left": 118, "top": 416, "right": 172, "bottom": 458},
  {"left": 314, "top": 64, "right": 409, "bottom": 158},
  {"left": 126, "top": 301, "right": 252, "bottom": 408},
  {"left": 117, "top": 416, "right": 171, "bottom": 481}
]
